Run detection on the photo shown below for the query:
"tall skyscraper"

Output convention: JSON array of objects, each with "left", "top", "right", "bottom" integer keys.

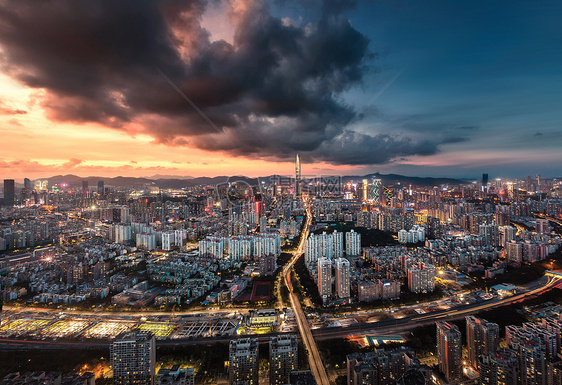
[
  {"left": 466, "top": 316, "right": 499, "bottom": 370},
  {"left": 229, "top": 338, "right": 259, "bottom": 385},
  {"left": 362, "top": 179, "right": 369, "bottom": 201},
  {"left": 436, "top": 321, "right": 462, "bottom": 382},
  {"left": 482, "top": 173, "right": 489, "bottom": 192},
  {"left": 335, "top": 257, "right": 350, "bottom": 299},
  {"left": 23, "top": 178, "right": 33, "bottom": 191},
  {"left": 111, "top": 331, "right": 156, "bottom": 385},
  {"left": 372, "top": 178, "right": 382, "bottom": 204},
  {"left": 3, "top": 179, "right": 15, "bottom": 207},
  {"left": 269, "top": 335, "right": 298, "bottom": 385},
  {"left": 82, "top": 180, "right": 89, "bottom": 192},
  {"left": 98, "top": 180, "right": 105, "bottom": 195},
  {"left": 318, "top": 257, "right": 332, "bottom": 300},
  {"left": 294, "top": 154, "right": 301, "bottom": 199}
]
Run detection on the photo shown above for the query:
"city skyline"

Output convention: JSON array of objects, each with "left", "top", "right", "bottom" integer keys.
[{"left": 0, "top": 0, "right": 561, "bottom": 180}]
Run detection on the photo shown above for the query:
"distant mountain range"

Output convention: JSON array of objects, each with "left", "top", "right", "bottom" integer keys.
[{"left": 44, "top": 173, "right": 467, "bottom": 189}]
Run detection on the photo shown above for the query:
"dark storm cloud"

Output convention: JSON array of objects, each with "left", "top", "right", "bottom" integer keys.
[{"left": 0, "top": 0, "right": 447, "bottom": 165}]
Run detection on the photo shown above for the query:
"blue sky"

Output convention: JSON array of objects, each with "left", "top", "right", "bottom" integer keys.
[{"left": 271, "top": 0, "right": 562, "bottom": 177}]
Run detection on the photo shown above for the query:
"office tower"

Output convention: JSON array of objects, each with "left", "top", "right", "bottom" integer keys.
[
  {"left": 294, "top": 154, "right": 301, "bottom": 199},
  {"left": 269, "top": 335, "right": 298, "bottom": 385},
  {"left": 82, "top": 180, "right": 89, "bottom": 192},
  {"left": 372, "top": 178, "right": 382, "bottom": 204},
  {"left": 479, "top": 349, "right": 519, "bottom": 385},
  {"left": 407, "top": 263, "right": 435, "bottom": 293},
  {"left": 97, "top": 180, "right": 105, "bottom": 195},
  {"left": 436, "top": 322, "right": 462, "bottom": 383},
  {"left": 318, "top": 257, "right": 332, "bottom": 299},
  {"left": 111, "top": 331, "right": 156, "bottom": 385},
  {"left": 362, "top": 179, "right": 369, "bottom": 201},
  {"left": 335, "top": 258, "right": 350, "bottom": 299},
  {"left": 229, "top": 338, "right": 259, "bottom": 385},
  {"left": 23, "top": 178, "right": 32, "bottom": 191},
  {"left": 482, "top": 173, "right": 489, "bottom": 192},
  {"left": 345, "top": 230, "right": 361, "bottom": 256},
  {"left": 3, "top": 179, "right": 15, "bottom": 206},
  {"left": 466, "top": 316, "right": 499, "bottom": 370}
]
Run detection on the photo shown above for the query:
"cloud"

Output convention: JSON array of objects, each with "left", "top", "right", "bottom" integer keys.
[
  {"left": 0, "top": 158, "right": 178, "bottom": 175},
  {"left": 0, "top": 0, "right": 453, "bottom": 166},
  {"left": 0, "top": 101, "right": 27, "bottom": 115}
]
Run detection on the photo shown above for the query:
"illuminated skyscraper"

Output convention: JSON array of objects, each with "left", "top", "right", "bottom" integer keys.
[
  {"left": 372, "top": 178, "right": 382, "bottom": 204},
  {"left": 294, "top": 154, "right": 301, "bottom": 199},
  {"left": 362, "top": 179, "right": 369, "bottom": 201}
]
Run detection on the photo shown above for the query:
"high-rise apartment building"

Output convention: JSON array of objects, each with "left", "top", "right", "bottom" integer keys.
[
  {"left": 536, "top": 218, "right": 550, "bottom": 234},
  {"left": 111, "top": 331, "right": 156, "bottom": 385},
  {"left": 347, "top": 347, "right": 419, "bottom": 385},
  {"left": 407, "top": 263, "right": 435, "bottom": 293},
  {"left": 466, "top": 316, "right": 499, "bottom": 370},
  {"left": 345, "top": 230, "right": 361, "bottom": 256},
  {"left": 502, "top": 226, "right": 517, "bottom": 247},
  {"left": 269, "top": 335, "right": 298, "bottom": 385},
  {"left": 318, "top": 257, "right": 332, "bottom": 299},
  {"left": 335, "top": 257, "right": 350, "bottom": 299},
  {"left": 229, "top": 338, "right": 259, "bottom": 385},
  {"left": 479, "top": 349, "right": 519, "bottom": 385},
  {"left": 479, "top": 223, "right": 500, "bottom": 247},
  {"left": 436, "top": 322, "right": 462, "bottom": 383},
  {"left": 115, "top": 224, "right": 132, "bottom": 244}
]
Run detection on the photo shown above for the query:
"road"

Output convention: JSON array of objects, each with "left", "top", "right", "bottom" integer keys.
[
  {"left": 0, "top": 273, "right": 558, "bottom": 352},
  {"left": 282, "top": 204, "right": 330, "bottom": 385}
]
